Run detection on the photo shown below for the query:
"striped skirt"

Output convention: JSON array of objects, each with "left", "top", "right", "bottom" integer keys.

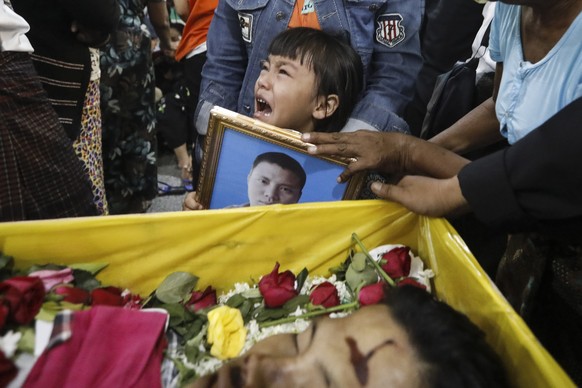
[{"left": 0, "top": 52, "right": 97, "bottom": 221}]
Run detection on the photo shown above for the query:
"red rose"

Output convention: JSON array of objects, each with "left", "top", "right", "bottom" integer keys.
[
  {"left": 91, "top": 286, "right": 124, "bottom": 306},
  {"left": 0, "top": 304, "right": 8, "bottom": 330},
  {"left": 186, "top": 286, "right": 217, "bottom": 312},
  {"left": 381, "top": 246, "right": 411, "bottom": 279},
  {"left": 309, "top": 282, "right": 340, "bottom": 308},
  {"left": 122, "top": 291, "right": 143, "bottom": 310},
  {"left": 52, "top": 285, "right": 91, "bottom": 305},
  {"left": 358, "top": 282, "right": 385, "bottom": 306},
  {"left": 0, "top": 276, "right": 45, "bottom": 324},
  {"left": 0, "top": 350, "right": 17, "bottom": 387},
  {"left": 397, "top": 277, "right": 427, "bottom": 290},
  {"left": 258, "top": 262, "right": 298, "bottom": 308}
]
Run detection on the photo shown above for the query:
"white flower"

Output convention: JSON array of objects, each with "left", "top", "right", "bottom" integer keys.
[{"left": 0, "top": 331, "right": 22, "bottom": 358}]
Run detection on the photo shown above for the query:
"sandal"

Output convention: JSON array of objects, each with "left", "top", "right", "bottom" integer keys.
[
  {"left": 158, "top": 181, "right": 186, "bottom": 196},
  {"left": 182, "top": 178, "right": 194, "bottom": 192}
]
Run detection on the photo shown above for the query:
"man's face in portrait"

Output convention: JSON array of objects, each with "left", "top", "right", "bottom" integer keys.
[{"left": 247, "top": 161, "right": 303, "bottom": 206}]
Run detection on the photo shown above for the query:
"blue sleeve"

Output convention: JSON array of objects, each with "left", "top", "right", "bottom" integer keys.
[
  {"left": 348, "top": 0, "right": 423, "bottom": 133},
  {"left": 488, "top": 3, "right": 517, "bottom": 64},
  {"left": 194, "top": 0, "right": 248, "bottom": 134}
]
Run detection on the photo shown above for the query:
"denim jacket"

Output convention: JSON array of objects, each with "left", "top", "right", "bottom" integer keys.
[{"left": 194, "top": 0, "right": 424, "bottom": 135}]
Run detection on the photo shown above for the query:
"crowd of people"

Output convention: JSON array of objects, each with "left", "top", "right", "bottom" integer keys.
[{"left": 1, "top": 0, "right": 581, "bottom": 384}]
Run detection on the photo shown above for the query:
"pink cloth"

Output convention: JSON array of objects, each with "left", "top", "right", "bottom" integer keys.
[{"left": 24, "top": 306, "right": 167, "bottom": 388}]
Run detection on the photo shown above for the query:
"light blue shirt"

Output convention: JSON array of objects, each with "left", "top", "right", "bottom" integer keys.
[{"left": 489, "top": 4, "right": 582, "bottom": 144}]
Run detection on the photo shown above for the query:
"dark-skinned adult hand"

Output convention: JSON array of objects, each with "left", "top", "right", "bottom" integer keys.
[
  {"left": 370, "top": 176, "right": 471, "bottom": 218},
  {"left": 301, "top": 130, "right": 469, "bottom": 182},
  {"left": 301, "top": 131, "right": 410, "bottom": 183}
]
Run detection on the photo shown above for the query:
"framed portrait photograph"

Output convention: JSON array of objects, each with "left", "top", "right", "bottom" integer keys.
[{"left": 196, "top": 107, "right": 365, "bottom": 209}]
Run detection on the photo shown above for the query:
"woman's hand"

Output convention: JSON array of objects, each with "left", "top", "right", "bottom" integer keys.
[
  {"left": 302, "top": 130, "right": 470, "bottom": 181},
  {"left": 370, "top": 175, "right": 470, "bottom": 218},
  {"left": 301, "top": 131, "right": 410, "bottom": 182}
]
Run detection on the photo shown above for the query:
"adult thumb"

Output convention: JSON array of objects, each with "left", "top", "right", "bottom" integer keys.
[{"left": 370, "top": 181, "right": 403, "bottom": 203}]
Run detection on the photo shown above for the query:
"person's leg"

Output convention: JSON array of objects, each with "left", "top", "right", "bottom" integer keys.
[
  {"left": 0, "top": 52, "right": 97, "bottom": 220},
  {"left": 182, "top": 52, "right": 207, "bottom": 187}
]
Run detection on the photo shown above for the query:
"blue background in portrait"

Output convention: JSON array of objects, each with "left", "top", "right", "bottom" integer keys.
[{"left": 210, "top": 129, "right": 347, "bottom": 209}]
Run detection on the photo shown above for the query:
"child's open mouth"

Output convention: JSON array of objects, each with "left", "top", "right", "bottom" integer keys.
[{"left": 255, "top": 98, "right": 272, "bottom": 117}]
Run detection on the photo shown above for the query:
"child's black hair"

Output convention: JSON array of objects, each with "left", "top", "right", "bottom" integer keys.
[{"left": 267, "top": 27, "right": 364, "bottom": 132}]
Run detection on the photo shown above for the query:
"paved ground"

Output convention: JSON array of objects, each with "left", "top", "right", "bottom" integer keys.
[{"left": 147, "top": 150, "right": 190, "bottom": 213}]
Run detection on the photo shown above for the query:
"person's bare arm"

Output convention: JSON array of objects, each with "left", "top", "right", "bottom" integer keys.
[
  {"left": 173, "top": 0, "right": 191, "bottom": 22},
  {"left": 147, "top": 1, "right": 177, "bottom": 56},
  {"left": 301, "top": 131, "right": 470, "bottom": 182},
  {"left": 429, "top": 63, "right": 505, "bottom": 154}
]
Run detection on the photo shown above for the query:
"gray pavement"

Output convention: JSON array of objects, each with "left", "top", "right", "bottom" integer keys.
[{"left": 147, "top": 151, "right": 189, "bottom": 213}]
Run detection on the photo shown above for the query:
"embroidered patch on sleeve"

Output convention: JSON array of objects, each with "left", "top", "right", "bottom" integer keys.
[
  {"left": 239, "top": 13, "right": 253, "bottom": 43},
  {"left": 376, "top": 13, "right": 405, "bottom": 48}
]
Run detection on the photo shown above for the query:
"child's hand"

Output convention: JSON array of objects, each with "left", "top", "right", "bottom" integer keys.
[{"left": 182, "top": 192, "right": 205, "bottom": 211}]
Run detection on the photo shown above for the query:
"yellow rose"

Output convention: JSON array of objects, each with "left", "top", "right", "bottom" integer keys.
[{"left": 207, "top": 305, "right": 247, "bottom": 360}]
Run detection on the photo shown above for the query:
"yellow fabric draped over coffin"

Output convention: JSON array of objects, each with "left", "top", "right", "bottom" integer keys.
[{"left": 0, "top": 200, "right": 573, "bottom": 387}]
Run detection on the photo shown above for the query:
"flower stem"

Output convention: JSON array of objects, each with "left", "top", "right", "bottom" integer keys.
[
  {"left": 351, "top": 233, "right": 396, "bottom": 287},
  {"left": 259, "top": 301, "right": 358, "bottom": 328}
]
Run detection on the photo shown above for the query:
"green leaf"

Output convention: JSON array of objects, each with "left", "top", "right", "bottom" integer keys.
[
  {"left": 73, "top": 269, "right": 102, "bottom": 291},
  {"left": 69, "top": 263, "right": 108, "bottom": 275},
  {"left": 171, "top": 356, "right": 199, "bottom": 386},
  {"left": 184, "top": 342, "right": 202, "bottom": 364},
  {"left": 30, "top": 264, "right": 66, "bottom": 273},
  {"left": 351, "top": 252, "right": 368, "bottom": 271},
  {"left": 0, "top": 254, "right": 14, "bottom": 271},
  {"left": 155, "top": 272, "right": 199, "bottom": 304},
  {"left": 161, "top": 303, "right": 191, "bottom": 328},
  {"left": 184, "top": 320, "right": 207, "bottom": 363},
  {"left": 225, "top": 293, "right": 246, "bottom": 308},
  {"left": 283, "top": 294, "right": 310, "bottom": 312},
  {"left": 239, "top": 300, "right": 254, "bottom": 323},
  {"left": 296, "top": 267, "right": 309, "bottom": 292},
  {"left": 18, "top": 327, "right": 35, "bottom": 354},
  {"left": 240, "top": 288, "right": 261, "bottom": 299},
  {"left": 329, "top": 256, "right": 351, "bottom": 281},
  {"left": 345, "top": 259, "right": 377, "bottom": 291},
  {"left": 254, "top": 307, "right": 288, "bottom": 322},
  {"left": 36, "top": 301, "right": 85, "bottom": 321},
  {"left": 181, "top": 317, "right": 205, "bottom": 342}
]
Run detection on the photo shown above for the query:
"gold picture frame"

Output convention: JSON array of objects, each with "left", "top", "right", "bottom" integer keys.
[{"left": 196, "top": 107, "right": 365, "bottom": 209}]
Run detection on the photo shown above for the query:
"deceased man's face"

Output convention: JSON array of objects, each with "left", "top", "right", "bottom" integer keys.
[{"left": 192, "top": 304, "right": 425, "bottom": 387}]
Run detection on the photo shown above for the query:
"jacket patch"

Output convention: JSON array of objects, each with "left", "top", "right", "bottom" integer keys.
[
  {"left": 239, "top": 13, "right": 253, "bottom": 43},
  {"left": 376, "top": 13, "right": 405, "bottom": 48}
]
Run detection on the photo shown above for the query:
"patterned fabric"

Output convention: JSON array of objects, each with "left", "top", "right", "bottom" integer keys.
[
  {"left": 100, "top": 0, "right": 158, "bottom": 214},
  {"left": 73, "top": 79, "right": 109, "bottom": 215},
  {"left": 29, "top": 52, "right": 87, "bottom": 139},
  {"left": 0, "top": 52, "right": 97, "bottom": 221},
  {"left": 46, "top": 310, "right": 74, "bottom": 350},
  {"left": 160, "top": 330, "right": 180, "bottom": 388}
]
